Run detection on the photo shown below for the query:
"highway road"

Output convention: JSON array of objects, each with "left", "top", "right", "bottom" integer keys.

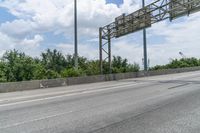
[{"left": 1, "top": 71, "right": 200, "bottom": 133}]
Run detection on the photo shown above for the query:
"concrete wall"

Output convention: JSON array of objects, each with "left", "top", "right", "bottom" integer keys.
[
  {"left": 0, "top": 80, "right": 40, "bottom": 93},
  {"left": 0, "top": 67, "right": 200, "bottom": 93}
]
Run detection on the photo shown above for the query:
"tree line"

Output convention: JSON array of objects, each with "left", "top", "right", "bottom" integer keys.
[
  {"left": 150, "top": 58, "right": 200, "bottom": 70},
  {"left": 1, "top": 49, "right": 199, "bottom": 83},
  {"left": 0, "top": 49, "right": 140, "bottom": 82}
]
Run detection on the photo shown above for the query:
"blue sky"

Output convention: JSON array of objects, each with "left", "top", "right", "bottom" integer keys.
[
  {"left": 0, "top": 0, "right": 200, "bottom": 67},
  {"left": 107, "top": 0, "right": 123, "bottom": 5},
  {"left": 0, "top": 8, "right": 16, "bottom": 23}
]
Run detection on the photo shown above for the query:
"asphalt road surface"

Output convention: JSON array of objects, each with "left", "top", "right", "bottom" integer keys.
[{"left": 1, "top": 71, "right": 200, "bottom": 133}]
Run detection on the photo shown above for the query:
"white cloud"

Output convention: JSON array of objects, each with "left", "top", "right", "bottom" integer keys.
[
  {"left": 0, "top": 32, "right": 44, "bottom": 57},
  {"left": 0, "top": 32, "right": 16, "bottom": 56},
  {"left": 20, "top": 34, "right": 44, "bottom": 48},
  {"left": 0, "top": 19, "right": 37, "bottom": 37},
  {"left": 0, "top": 0, "right": 139, "bottom": 37},
  {"left": 57, "top": 43, "right": 98, "bottom": 60},
  {"left": 147, "top": 12, "right": 200, "bottom": 65},
  {"left": 0, "top": 0, "right": 200, "bottom": 68},
  {"left": 0, "top": 0, "right": 140, "bottom": 59}
]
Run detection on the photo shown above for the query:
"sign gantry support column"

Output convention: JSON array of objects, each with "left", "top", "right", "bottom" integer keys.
[
  {"left": 99, "top": 27, "right": 103, "bottom": 74},
  {"left": 108, "top": 29, "right": 112, "bottom": 74},
  {"left": 99, "top": 27, "right": 112, "bottom": 74}
]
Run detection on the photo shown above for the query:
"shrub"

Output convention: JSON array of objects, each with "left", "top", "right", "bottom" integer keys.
[{"left": 61, "top": 68, "right": 85, "bottom": 78}]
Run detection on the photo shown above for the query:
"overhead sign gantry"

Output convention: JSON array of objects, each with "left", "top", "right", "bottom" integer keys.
[{"left": 99, "top": 0, "right": 200, "bottom": 74}]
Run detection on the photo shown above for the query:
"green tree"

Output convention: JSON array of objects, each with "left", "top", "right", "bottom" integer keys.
[
  {"left": 0, "top": 49, "right": 142, "bottom": 82},
  {"left": 126, "top": 63, "right": 140, "bottom": 72},
  {"left": 33, "top": 63, "right": 47, "bottom": 80},
  {"left": 0, "top": 62, "right": 6, "bottom": 82},
  {"left": 46, "top": 70, "right": 61, "bottom": 79},
  {"left": 61, "top": 68, "right": 85, "bottom": 77},
  {"left": 41, "top": 49, "right": 67, "bottom": 73},
  {"left": 85, "top": 60, "right": 99, "bottom": 75},
  {"left": 112, "top": 56, "right": 139, "bottom": 73},
  {"left": 2, "top": 50, "right": 36, "bottom": 82},
  {"left": 150, "top": 57, "right": 200, "bottom": 70},
  {"left": 65, "top": 55, "right": 88, "bottom": 70}
]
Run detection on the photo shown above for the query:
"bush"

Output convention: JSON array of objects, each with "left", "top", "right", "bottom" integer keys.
[
  {"left": 150, "top": 57, "right": 200, "bottom": 70},
  {"left": 61, "top": 68, "right": 85, "bottom": 78},
  {"left": 33, "top": 64, "right": 47, "bottom": 80},
  {"left": 126, "top": 63, "right": 140, "bottom": 72},
  {"left": 84, "top": 61, "right": 99, "bottom": 76},
  {"left": 46, "top": 70, "right": 61, "bottom": 79},
  {"left": 0, "top": 49, "right": 142, "bottom": 82}
]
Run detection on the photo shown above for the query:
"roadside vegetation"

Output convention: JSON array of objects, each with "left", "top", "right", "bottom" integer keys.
[
  {"left": 150, "top": 58, "right": 200, "bottom": 70},
  {"left": 1, "top": 49, "right": 200, "bottom": 83},
  {"left": 0, "top": 49, "right": 139, "bottom": 82}
]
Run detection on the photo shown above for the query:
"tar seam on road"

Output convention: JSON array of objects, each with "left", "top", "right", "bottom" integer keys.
[{"left": 168, "top": 83, "right": 190, "bottom": 90}]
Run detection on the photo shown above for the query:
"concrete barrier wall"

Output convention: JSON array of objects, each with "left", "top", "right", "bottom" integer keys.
[
  {"left": 66, "top": 75, "right": 106, "bottom": 86},
  {"left": 0, "top": 67, "right": 200, "bottom": 93},
  {"left": 0, "top": 80, "right": 40, "bottom": 93},
  {"left": 40, "top": 78, "right": 67, "bottom": 88}
]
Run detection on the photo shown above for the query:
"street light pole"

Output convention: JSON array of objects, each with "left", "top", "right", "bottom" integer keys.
[
  {"left": 74, "top": 0, "right": 78, "bottom": 69},
  {"left": 142, "top": 0, "right": 148, "bottom": 71}
]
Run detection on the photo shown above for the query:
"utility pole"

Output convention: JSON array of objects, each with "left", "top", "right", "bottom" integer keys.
[
  {"left": 74, "top": 0, "right": 78, "bottom": 69},
  {"left": 142, "top": 0, "right": 148, "bottom": 71}
]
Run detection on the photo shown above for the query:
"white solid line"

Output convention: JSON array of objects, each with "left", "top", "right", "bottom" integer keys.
[
  {"left": 1, "top": 84, "right": 195, "bottom": 130},
  {"left": 0, "top": 110, "right": 74, "bottom": 129},
  {"left": 0, "top": 82, "right": 144, "bottom": 107},
  {"left": 0, "top": 82, "right": 137, "bottom": 103}
]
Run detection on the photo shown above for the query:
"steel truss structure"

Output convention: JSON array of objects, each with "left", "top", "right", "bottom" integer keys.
[{"left": 99, "top": 0, "right": 200, "bottom": 74}]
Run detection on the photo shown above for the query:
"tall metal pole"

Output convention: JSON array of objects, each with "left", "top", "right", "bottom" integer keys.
[
  {"left": 74, "top": 0, "right": 78, "bottom": 69},
  {"left": 142, "top": 0, "right": 148, "bottom": 71}
]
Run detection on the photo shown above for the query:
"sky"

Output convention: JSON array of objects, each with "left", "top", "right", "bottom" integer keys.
[{"left": 0, "top": 0, "right": 200, "bottom": 68}]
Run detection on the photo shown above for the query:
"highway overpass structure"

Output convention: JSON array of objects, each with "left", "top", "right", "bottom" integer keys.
[{"left": 1, "top": 71, "right": 200, "bottom": 132}]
